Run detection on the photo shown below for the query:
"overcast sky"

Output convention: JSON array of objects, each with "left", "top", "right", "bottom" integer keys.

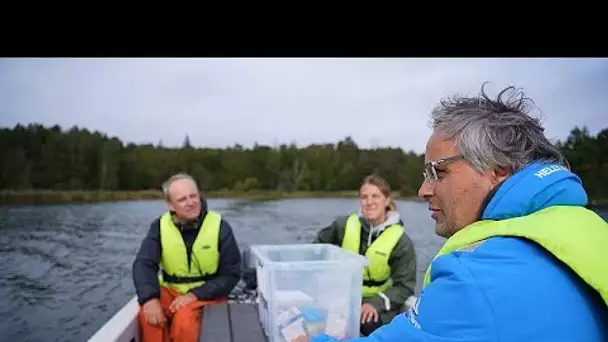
[{"left": 1, "top": 58, "right": 606, "bottom": 153}]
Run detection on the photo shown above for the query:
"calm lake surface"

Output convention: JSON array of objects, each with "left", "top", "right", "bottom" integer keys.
[{"left": 0, "top": 198, "right": 606, "bottom": 342}]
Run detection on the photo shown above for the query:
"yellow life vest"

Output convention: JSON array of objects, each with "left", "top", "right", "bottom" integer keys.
[
  {"left": 422, "top": 206, "right": 608, "bottom": 306},
  {"left": 158, "top": 210, "right": 222, "bottom": 294},
  {"left": 342, "top": 213, "right": 404, "bottom": 298}
]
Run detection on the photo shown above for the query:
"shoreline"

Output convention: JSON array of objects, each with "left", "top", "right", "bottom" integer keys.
[
  {"left": 0, "top": 189, "right": 424, "bottom": 205},
  {"left": 1, "top": 190, "right": 605, "bottom": 208}
]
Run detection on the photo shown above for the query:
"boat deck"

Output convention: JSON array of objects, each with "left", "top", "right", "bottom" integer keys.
[{"left": 200, "top": 302, "right": 267, "bottom": 342}]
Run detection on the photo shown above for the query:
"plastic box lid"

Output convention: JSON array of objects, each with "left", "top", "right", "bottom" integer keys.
[{"left": 250, "top": 243, "right": 368, "bottom": 270}]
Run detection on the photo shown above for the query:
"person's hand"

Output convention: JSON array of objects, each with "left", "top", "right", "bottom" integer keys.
[
  {"left": 291, "top": 336, "right": 309, "bottom": 342},
  {"left": 143, "top": 298, "right": 166, "bottom": 326},
  {"left": 169, "top": 293, "right": 197, "bottom": 313},
  {"left": 361, "top": 303, "right": 378, "bottom": 324}
]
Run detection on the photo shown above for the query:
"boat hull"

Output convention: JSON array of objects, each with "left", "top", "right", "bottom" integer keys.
[{"left": 87, "top": 295, "right": 140, "bottom": 342}]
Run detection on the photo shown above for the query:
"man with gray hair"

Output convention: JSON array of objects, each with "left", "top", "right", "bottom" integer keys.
[
  {"left": 133, "top": 173, "right": 242, "bottom": 342},
  {"left": 297, "top": 84, "right": 608, "bottom": 342}
]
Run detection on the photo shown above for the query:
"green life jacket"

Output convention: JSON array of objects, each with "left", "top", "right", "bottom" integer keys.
[
  {"left": 158, "top": 210, "right": 221, "bottom": 294},
  {"left": 423, "top": 206, "right": 608, "bottom": 306},
  {"left": 342, "top": 213, "right": 404, "bottom": 298}
]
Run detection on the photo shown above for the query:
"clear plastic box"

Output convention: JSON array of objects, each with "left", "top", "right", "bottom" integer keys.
[{"left": 250, "top": 243, "right": 368, "bottom": 342}]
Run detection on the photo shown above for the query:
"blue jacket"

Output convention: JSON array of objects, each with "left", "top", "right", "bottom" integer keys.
[{"left": 313, "top": 162, "right": 608, "bottom": 342}]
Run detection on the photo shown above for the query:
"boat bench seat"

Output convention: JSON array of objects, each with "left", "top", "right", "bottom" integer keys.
[{"left": 199, "top": 303, "right": 267, "bottom": 342}]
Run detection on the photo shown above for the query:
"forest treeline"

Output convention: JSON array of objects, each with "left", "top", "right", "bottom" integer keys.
[{"left": 0, "top": 123, "right": 606, "bottom": 203}]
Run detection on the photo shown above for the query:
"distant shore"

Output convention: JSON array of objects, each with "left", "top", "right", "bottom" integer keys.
[
  {"left": 1, "top": 190, "right": 605, "bottom": 208},
  {"left": 0, "top": 189, "right": 424, "bottom": 205}
]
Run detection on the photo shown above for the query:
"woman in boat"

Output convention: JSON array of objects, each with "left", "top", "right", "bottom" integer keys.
[{"left": 313, "top": 174, "right": 417, "bottom": 336}]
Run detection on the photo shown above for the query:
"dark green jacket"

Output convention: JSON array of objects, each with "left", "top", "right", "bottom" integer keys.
[{"left": 313, "top": 212, "right": 417, "bottom": 323}]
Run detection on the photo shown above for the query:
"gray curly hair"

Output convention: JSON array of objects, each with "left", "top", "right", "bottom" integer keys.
[{"left": 430, "top": 83, "right": 567, "bottom": 173}]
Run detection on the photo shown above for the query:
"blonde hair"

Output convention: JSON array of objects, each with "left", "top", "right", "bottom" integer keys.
[{"left": 360, "top": 174, "right": 397, "bottom": 211}]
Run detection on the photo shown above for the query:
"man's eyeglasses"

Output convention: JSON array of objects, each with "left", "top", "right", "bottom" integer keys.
[{"left": 422, "top": 154, "right": 464, "bottom": 182}]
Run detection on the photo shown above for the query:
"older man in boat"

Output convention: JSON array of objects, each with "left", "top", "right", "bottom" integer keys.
[
  {"left": 293, "top": 84, "right": 608, "bottom": 341},
  {"left": 132, "top": 173, "right": 242, "bottom": 342}
]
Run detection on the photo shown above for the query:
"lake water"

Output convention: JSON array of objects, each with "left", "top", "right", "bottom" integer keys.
[{"left": 0, "top": 198, "right": 606, "bottom": 342}]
